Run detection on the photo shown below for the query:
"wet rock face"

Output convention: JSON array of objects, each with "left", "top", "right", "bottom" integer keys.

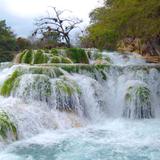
[
  {"left": 117, "top": 36, "right": 160, "bottom": 62},
  {"left": 14, "top": 48, "right": 90, "bottom": 65},
  {"left": 0, "top": 111, "right": 18, "bottom": 141},
  {"left": 123, "top": 83, "right": 154, "bottom": 119}
]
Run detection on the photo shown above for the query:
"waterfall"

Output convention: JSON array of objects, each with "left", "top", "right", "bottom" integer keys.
[{"left": 0, "top": 50, "right": 159, "bottom": 154}]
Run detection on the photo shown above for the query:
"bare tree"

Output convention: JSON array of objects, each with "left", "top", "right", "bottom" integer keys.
[{"left": 33, "top": 7, "right": 82, "bottom": 48}]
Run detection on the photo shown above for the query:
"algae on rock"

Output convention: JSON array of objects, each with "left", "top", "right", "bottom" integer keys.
[
  {"left": 0, "top": 70, "right": 22, "bottom": 96},
  {"left": 0, "top": 111, "right": 18, "bottom": 141},
  {"left": 55, "top": 76, "right": 82, "bottom": 112},
  {"left": 123, "top": 83, "right": 154, "bottom": 119},
  {"left": 66, "top": 48, "right": 89, "bottom": 64},
  {"left": 15, "top": 49, "right": 73, "bottom": 64}
]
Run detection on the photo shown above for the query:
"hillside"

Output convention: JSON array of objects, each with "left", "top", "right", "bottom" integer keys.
[{"left": 81, "top": 0, "right": 160, "bottom": 60}]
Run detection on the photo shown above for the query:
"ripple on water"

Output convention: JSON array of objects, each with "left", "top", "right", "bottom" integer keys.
[{"left": 0, "top": 119, "right": 160, "bottom": 160}]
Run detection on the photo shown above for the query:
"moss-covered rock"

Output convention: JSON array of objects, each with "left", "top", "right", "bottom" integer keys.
[
  {"left": 50, "top": 48, "right": 58, "bottom": 56},
  {"left": 35, "top": 64, "right": 110, "bottom": 81},
  {"left": 123, "top": 83, "right": 154, "bottom": 119},
  {"left": 21, "top": 50, "right": 33, "bottom": 64},
  {"left": 0, "top": 70, "right": 22, "bottom": 96},
  {"left": 32, "top": 50, "right": 46, "bottom": 64},
  {"left": 66, "top": 48, "right": 89, "bottom": 64},
  {"left": 55, "top": 76, "right": 82, "bottom": 112},
  {"left": 104, "top": 56, "right": 112, "bottom": 63},
  {"left": 93, "top": 53, "right": 103, "bottom": 60},
  {"left": 29, "top": 66, "right": 64, "bottom": 78},
  {"left": 61, "top": 57, "right": 73, "bottom": 64},
  {"left": 16, "top": 49, "right": 73, "bottom": 64},
  {"left": 14, "top": 74, "right": 52, "bottom": 102},
  {"left": 90, "top": 51, "right": 112, "bottom": 64},
  {"left": 50, "top": 56, "right": 61, "bottom": 63},
  {"left": 50, "top": 56, "right": 73, "bottom": 64},
  {"left": 56, "top": 77, "right": 81, "bottom": 96},
  {"left": 0, "top": 111, "right": 18, "bottom": 140}
]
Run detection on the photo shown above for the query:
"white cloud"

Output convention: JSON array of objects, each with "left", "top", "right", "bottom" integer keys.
[
  {"left": 0, "top": 0, "right": 103, "bottom": 37},
  {"left": 3, "top": 0, "right": 51, "bottom": 18},
  {"left": 3, "top": 0, "right": 103, "bottom": 21}
]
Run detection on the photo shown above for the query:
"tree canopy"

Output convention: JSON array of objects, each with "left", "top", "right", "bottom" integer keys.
[
  {"left": 0, "top": 20, "right": 17, "bottom": 62},
  {"left": 0, "top": 20, "right": 16, "bottom": 51},
  {"left": 81, "top": 0, "right": 160, "bottom": 50}
]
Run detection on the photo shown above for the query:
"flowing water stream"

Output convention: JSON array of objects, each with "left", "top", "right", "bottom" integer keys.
[{"left": 0, "top": 51, "right": 159, "bottom": 160}]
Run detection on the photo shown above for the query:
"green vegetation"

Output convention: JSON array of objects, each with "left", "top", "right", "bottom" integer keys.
[
  {"left": 124, "top": 84, "right": 153, "bottom": 119},
  {"left": 50, "top": 56, "right": 61, "bottom": 63},
  {"left": 16, "top": 37, "right": 31, "bottom": 51},
  {"left": 32, "top": 50, "right": 47, "bottom": 64},
  {"left": 92, "top": 52, "right": 103, "bottom": 60},
  {"left": 55, "top": 76, "right": 82, "bottom": 112},
  {"left": 0, "top": 70, "right": 22, "bottom": 96},
  {"left": 50, "top": 56, "right": 73, "bottom": 64},
  {"left": 66, "top": 48, "right": 89, "bottom": 64},
  {"left": 56, "top": 77, "right": 81, "bottom": 96},
  {"left": 27, "top": 66, "right": 64, "bottom": 78},
  {"left": 125, "top": 86, "right": 151, "bottom": 104},
  {"left": 0, "top": 111, "right": 18, "bottom": 140},
  {"left": 92, "top": 52, "right": 112, "bottom": 64},
  {"left": 82, "top": 0, "right": 160, "bottom": 50},
  {"left": 135, "top": 86, "right": 151, "bottom": 104},
  {"left": 50, "top": 48, "right": 58, "bottom": 56},
  {"left": 16, "top": 48, "right": 90, "bottom": 64},
  {"left": 61, "top": 57, "right": 73, "bottom": 64},
  {"left": 0, "top": 20, "right": 17, "bottom": 62},
  {"left": 21, "top": 75, "right": 52, "bottom": 99},
  {"left": 21, "top": 50, "right": 33, "bottom": 64}
]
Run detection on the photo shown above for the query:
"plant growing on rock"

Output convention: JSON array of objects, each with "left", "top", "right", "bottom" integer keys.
[
  {"left": 55, "top": 76, "right": 82, "bottom": 112},
  {"left": 66, "top": 48, "right": 89, "bottom": 64},
  {"left": 0, "top": 111, "right": 18, "bottom": 141},
  {"left": 0, "top": 70, "right": 22, "bottom": 96},
  {"left": 123, "top": 83, "right": 154, "bottom": 119}
]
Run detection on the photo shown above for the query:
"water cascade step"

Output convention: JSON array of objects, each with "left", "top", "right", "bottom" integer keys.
[{"left": 0, "top": 50, "right": 159, "bottom": 158}]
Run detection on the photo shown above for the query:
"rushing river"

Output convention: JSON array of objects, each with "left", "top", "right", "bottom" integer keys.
[{"left": 0, "top": 51, "right": 159, "bottom": 160}]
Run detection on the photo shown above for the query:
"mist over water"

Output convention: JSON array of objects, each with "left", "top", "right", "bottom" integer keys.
[{"left": 0, "top": 51, "right": 159, "bottom": 160}]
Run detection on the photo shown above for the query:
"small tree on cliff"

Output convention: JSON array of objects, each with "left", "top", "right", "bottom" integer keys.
[{"left": 33, "top": 7, "right": 82, "bottom": 48}]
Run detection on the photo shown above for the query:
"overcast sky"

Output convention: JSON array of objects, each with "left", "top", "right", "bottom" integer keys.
[{"left": 0, "top": 0, "right": 103, "bottom": 38}]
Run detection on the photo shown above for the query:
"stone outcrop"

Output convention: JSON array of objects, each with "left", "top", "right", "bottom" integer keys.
[{"left": 117, "top": 36, "right": 160, "bottom": 63}]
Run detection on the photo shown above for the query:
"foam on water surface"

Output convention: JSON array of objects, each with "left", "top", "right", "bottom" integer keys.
[{"left": 0, "top": 50, "right": 159, "bottom": 159}]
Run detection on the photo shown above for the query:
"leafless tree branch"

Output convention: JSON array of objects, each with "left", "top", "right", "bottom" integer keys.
[{"left": 33, "top": 7, "right": 82, "bottom": 47}]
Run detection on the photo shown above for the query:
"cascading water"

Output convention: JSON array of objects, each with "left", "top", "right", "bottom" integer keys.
[{"left": 0, "top": 50, "right": 159, "bottom": 160}]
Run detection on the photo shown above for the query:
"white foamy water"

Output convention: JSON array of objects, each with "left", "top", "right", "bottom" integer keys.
[
  {"left": 0, "top": 119, "right": 160, "bottom": 160},
  {"left": 0, "top": 51, "right": 159, "bottom": 159}
]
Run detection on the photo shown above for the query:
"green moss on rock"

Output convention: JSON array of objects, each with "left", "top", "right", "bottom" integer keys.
[
  {"left": 0, "top": 111, "right": 18, "bottom": 140},
  {"left": 61, "top": 57, "right": 73, "bottom": 64},
  {"left": 66, "top": 48, "right": 89, "bottom": 64},
  {"left": 56, "top": 77, "right": 81, "bottom": 96},
  {"left": 50, "top": 48, "right": 58, "bottom": 56},
  {"left": 20, "top": 75, "right": 52, "bottom": 99},
  {"left": 16, "top": 48, "right": 90, "bottom": 64},
  {"left": 21, "top": 50, "right": 33, "bottom": 64},
  {"left": 50, "top": 56, "right": 72, "bottom": 64},
  {"left": 50, "top": 56, "right": 61, "bottom": 63},
  {"left": 123, "top": 84, "right": 154, "bottom": 119},
  {"left": 0, "top": 70, "right": 22, "bottom": 96},
  {"left": 94, "top": 53, "right": 103, "bottom": 60},
  {"left": 32, "top": 50, "right": 45, "bottom": 64},
  {"left": 104, "top": 56, "right": 112, "bottom": 63},
  {"left": 135, "top": 86, "right": 151, "bottom": 104}
]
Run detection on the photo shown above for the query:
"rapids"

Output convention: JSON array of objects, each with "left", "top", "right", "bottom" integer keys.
[{"left": 0, "top": 51, "right": 159, "bottom": 160}]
